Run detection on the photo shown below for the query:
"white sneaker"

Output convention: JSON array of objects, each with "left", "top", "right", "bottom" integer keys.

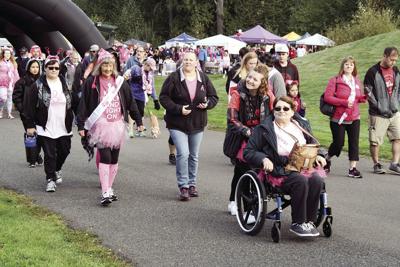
[
  {"left": 228, "top": 201, "right": 237, "bottom": 216},
  {"left": 46, "top": 180, "right": 56, "bottom": 192},
  {"left": 244, "top": 211, "right": 256, "bottom": 224},
  {"left": 55, "top": 171, "right": 62, "bottom": 184},
  {"left": 108, "top": 188, "right": 118, "bottom": 201}
]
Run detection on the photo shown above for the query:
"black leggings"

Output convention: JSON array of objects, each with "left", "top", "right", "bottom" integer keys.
[
  {"left": 135, "top": 99, "right": 145, "bottom": 118},
  {"left": 98, "top": 148, "right": 120, "bottom": 164},
  {"left": 328, "top": 120, "right": 360, "bottom": 161},
  {"left": 229, "top": 161, "right": 251, "bottom": 201},
  {"left": 168, "top": 135, "right": 174, "bottom": 146}
]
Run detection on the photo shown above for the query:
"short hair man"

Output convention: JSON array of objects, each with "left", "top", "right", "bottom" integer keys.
[
  {"left": 274, "top": 43, "right": 299, "bottom": 86},
  {"left": 364, "top": 47, "right": 400, "bottom": 174}
]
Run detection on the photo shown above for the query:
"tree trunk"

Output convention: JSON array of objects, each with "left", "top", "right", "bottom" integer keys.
[
  {"left": 215, "top": 0, "right": 224, "bottom": 34},
  {"left": 167, "top": 0, "right": 173, "bottom": 35}
]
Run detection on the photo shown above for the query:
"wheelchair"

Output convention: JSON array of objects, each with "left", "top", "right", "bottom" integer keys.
[{"left": 234, "top": 170, "right": 333, "bottom": 243}]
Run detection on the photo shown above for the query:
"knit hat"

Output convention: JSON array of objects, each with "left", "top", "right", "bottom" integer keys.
[
  {"left": 44, "top": 55, "right": 60, "bottom": 67},
  {"left": 96, "top": 48, "right": 114, "bottom": 66}
]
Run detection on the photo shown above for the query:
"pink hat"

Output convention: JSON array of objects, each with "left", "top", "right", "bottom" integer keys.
[
  {"left": 44, "top": 55, "right": 60, "bottom": 66},
  {"left": 96, "top": 48, "right": 114, "bottom": 66}
]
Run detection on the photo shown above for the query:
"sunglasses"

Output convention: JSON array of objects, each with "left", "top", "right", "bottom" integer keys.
[
  {"left": 274, "top": 106, "right": 290, "bottom": 112},
  {"left": 47, "top": 66, "right": 60, "bottom": 71}
]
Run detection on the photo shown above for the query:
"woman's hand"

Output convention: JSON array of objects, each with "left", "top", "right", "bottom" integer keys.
[
  {"left": 348, "top": 100, "right": 354, "bottom": 108},
  {"left": 315, "top": 155, "right": 327, "bottom": 167},
  {"left": 26, "top": 128, "right": 36, "bottom": 136},
  {"left": 196, "top": 102, "right": 208, "bottom": 109},
  {"left": 262, "top": 158, "right": 274, "bottom": 172},
  {"left": 182, "top": 105, "right": 192, "bottom": 115},
  {"left": 78, "top": 130, "right": 85, "bottom": 137}
]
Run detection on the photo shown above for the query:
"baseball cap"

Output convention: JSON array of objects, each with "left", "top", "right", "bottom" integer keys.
[
  {"left": 90, "top": 44, "right": 100, "bottom": 52},
  {"left": 275, "top": 44, "right": 289, "bottom": 53}
]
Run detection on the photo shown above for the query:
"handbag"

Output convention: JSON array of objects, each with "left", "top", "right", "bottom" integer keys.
[
  {"left": 223, "top": 126, "right": 245, "bottom": 159},
  {"left": 320, "top": 77, "right": 338, "bottom": 116},
  {"left": 275, "top": 121, "right": 320, "bottom": 173}
]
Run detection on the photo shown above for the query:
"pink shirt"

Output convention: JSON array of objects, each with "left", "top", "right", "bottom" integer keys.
[
  {"left": 185, "top": 78, "right": 197, "bottom": 101},
  {"left": 99, "top": 76, "right": 122, "bottom": 122}
]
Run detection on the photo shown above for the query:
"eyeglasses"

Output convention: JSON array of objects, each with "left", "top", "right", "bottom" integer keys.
[
  {"left": 274, "top": 106, "right": 290, "bottom": 112},
  {"left": 47, "top": 67, "right": 60, "bottom": 71},
  {"left": 90, "top": 51, "right": 97, "bottom": 53}
]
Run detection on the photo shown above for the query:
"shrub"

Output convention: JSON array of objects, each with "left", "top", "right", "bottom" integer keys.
[{"left": 327, "top": 2, "right": 398, "bottom": 45}]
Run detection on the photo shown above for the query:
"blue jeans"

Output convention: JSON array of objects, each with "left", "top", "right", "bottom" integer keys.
[{"left": 169, "top": 129, "right": 204, "bottom": 189}]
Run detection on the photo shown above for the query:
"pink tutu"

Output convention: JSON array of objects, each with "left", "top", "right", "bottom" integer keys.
[{"left": 88, "top": 117, "right": 127, "bottom": 149}]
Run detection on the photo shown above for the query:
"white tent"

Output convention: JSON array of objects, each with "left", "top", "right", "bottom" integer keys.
[
  {"left": 195, "top": 34, "right": 246, "bottom": 54},
  {"left": 296, "top": 33, "right": 335, "bottom": 47}
]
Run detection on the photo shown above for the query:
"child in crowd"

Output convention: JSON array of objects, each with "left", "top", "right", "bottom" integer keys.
[{"left": 286, "top": 81, "right": 306, "bottom": 117}]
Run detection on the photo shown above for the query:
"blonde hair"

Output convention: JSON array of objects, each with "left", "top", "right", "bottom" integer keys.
[
  {"left": 234, "top": 51, "right": 258, "bottom": 80},
  {"left": 91, "top": 58, "right": 118, "bottom": 77}
]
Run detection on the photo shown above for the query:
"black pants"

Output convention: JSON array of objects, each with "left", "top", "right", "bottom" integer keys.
[
  {"left": 136, "top": 99, "right": 145, "bottom": 118},
  {"left": 280, "top": 172, "right": 324, "bottom": 224},
  {"left": 39, "top": 135, "right": 71, "bottom": 181},
  {"left": 98, "top": 148, "right": 120, "bottom": 164},
  {"left": 328, "top": 120, "right": 360, "bottom": 161},
  {"left": 199, "top": 60, "right": 205, "bottom": 72},
  {"left": 168, "top": 135, "right": 174, "bottom": 146},
  {"left": 229, "top": 161, "right": 251, "bottom": 201}
]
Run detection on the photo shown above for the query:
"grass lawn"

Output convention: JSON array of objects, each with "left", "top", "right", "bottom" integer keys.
[
  {"left": 153, "top": 30, "right": 400, "bottom": 159},
  {"left": 0, "top": 188, "right": 130, "bottom": 267}
]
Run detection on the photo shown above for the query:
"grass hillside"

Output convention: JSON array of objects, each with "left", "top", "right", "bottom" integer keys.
[
  {"left": 294, "top": 30, "right": 400, "bottom": 159},
  {"left": 153, "top": 30, "right": 400, "bottom": 159}
]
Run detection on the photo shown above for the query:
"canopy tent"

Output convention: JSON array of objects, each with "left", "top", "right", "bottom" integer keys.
[
  {"left": 165, "top": 32, "right": 198, "bottom": 47},
  {"left": 195, "top": 34, "right": 246, "bottom": 54},
  {"left": 296, "top": 32, "right": 312, "bottom": 42},
  {"left": 282, "top": 31, "right": 301, "bottom": 41},
  {"left": 124, "top": 38, "right": 147, "bottom": 47},
  {"left": 233, "top": 25, "right": 287, "bottom": 44},
  {"left": 296, "top": 33, "right": 335, "bottom": 47}
]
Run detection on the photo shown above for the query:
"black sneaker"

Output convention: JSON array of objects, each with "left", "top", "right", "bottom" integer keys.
[
  {"left": 189, "top": 186, "right": 199, "bottom": 197},
  {"left": 101, "top": 192, "right": 111, "bottom": 206},
  {"left": 289, "top": 223, "right": 313, "bottom": 237},
  {"left": 373, "top": 163, "right": 386, "bottom": 174},
  {"left": 28, "top": 163, "right": 36, "bottom": 168},
  {"left": 169, "top": 154, "right": 176, "bottom": 165},
  {"left": 389, "top": 163, "right": 400, "bottom": 174},
  {"left": 348, "top": 167, "right": 363, "bottom": 178}
]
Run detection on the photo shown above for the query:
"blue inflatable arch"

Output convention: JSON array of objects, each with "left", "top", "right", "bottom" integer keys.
[{"left": 0, "top": 0, "right": 107, "bottom": 55}]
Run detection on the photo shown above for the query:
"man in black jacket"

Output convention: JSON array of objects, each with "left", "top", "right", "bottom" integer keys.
[{"left": 364, "top": 47, "right": 400, "bottom": 174}]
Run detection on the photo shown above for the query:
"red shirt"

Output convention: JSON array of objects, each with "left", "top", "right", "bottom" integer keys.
[{"left": 380, "top": 66, "right": 394, "bottom": 96}]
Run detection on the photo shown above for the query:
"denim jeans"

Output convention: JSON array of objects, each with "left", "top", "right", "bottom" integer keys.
[{"left": 169, "top": 129, "right": 204, "bottom": 188}]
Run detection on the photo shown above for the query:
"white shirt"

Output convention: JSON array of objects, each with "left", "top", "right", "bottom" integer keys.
[
  {"left": 36, "top": 78, "right": 72, "bottom": 138},
  {"left": 274, "top": 121, "right": 306, "bottom": 156}
]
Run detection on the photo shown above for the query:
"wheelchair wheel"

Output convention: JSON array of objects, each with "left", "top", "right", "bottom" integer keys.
[
  {"left": 271, "top": 221, "right": 281, "bottom": 243},
  {"left": 314, "top": 205, "right": 324, "bottom": 228},
  {"left": 323, "top": 221, "right": 332, "bottom": 237},
  {"left": 235, "top": 170, "right": 266, "bottom": 235}
]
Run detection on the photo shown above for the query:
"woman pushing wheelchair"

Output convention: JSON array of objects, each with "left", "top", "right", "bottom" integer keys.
[{"left": 243, "top": 96, "right": 327, "bottom": 238}]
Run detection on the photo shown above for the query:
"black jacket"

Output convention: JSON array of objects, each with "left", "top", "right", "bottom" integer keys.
[
  {"left": 13, "top": 74, "right": 38, "bottom": 115},
  {"left": 364, "top": 62, "right": 400, "bottom": 118},
  {"left": 225, "top": 63, "right": 241, "bottom": 94},
  {"left": 23, "top": 74, "right": 78, "bottom": 133},
  {"left": 159, "top": 69, "right": 219, "bottom": 134},
  {"left": 77, "top": 75, "right": 143, "bottom": 131},
  {"left": 243, "top": 114, "right": 322, "bottom": 177}
]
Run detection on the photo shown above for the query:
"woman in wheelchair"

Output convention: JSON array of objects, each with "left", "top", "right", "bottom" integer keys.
[{"left": 244, "top": 96, "right": 327, "bottom": 237}]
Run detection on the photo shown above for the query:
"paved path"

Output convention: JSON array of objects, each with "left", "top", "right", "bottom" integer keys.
[{"left": 1, "top": 116, "right": 400, "bottom": 266}]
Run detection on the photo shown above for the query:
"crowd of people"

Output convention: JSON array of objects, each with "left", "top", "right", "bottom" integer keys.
[{"left": 3, "top": 40, "right": 399, "bottom": 239}]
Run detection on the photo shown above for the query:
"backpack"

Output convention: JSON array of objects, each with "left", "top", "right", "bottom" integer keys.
[{"left": 320, "top": 77, "right": 338, "bottom": 116}]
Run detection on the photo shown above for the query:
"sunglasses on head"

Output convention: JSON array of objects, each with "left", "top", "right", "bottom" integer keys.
[
  {"left": 274, "top": 106, "right": 290, "bottom": 112},
  {"left": 47, "top": 66, "right": 59, "bottom": 71}
]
